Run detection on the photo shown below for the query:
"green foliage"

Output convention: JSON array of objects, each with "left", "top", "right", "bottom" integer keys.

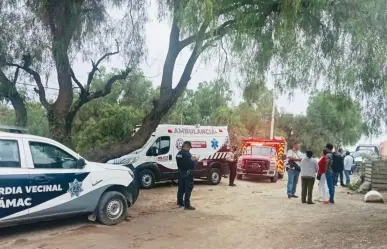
[
  {"left": 278, "top": 92, "right": 364, "bottom": 154},
  {"left": 72, "top": 102, "right": 144, "bottom": 153},
  {"left": 163, "top": 78, "right": 232, "bottom": 125},
  {"left": 0, "top": 101, "right": 48, "bottom": 136},
  {"left": 72, "top": 70, "right": 154, "bottom": 153},
  {"left": 159, "top": 0, "right": 387, "bottom": 134},
  {"left": 0, "top": 0, "right": 147, "bottom": 67},
  {"left": 307, "top": 92, "right": 364, "bottom": 146}
]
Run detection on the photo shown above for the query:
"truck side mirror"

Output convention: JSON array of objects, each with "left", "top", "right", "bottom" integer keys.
[
  {"left": 77, "top": 158, "right": 86, "bottom": 169},
  {"left": 147, "top": 147, "right": 158, "bottom": 156}
]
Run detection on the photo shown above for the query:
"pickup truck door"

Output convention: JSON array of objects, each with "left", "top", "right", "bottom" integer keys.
[
  {"left": 0, "top": 137, "right": 30, "bottom": 224},
  {"left": 22, "top": 138, "right": 91, "bottom": 219}
]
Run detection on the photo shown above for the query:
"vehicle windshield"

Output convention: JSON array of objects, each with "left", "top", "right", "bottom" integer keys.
[
  {"left": 243, "top": 146, "right": 276, "bottom": 156},
  {"left": 356, "top": 146, "right": 379, "bottom": 154},
  {"left": 352, "top": 150, "right": 378, "bottom": 159}
]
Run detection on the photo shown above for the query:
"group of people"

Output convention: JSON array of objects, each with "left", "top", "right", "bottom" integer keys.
[
  {"left": 175, "top": 141, "right": 238, "bottom": 211},
  {"left": 176, "top": 139, "right": 355, "bottom": 210},
  {"left": 286, "top": 142, "right": 356, "bottom": 205}
]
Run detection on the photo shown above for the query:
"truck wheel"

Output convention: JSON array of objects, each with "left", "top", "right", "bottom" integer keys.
[
  {"left": 236, "top": 174, "right": 243, "bottom": 180},
  {"left": 97, "top": 191, "right": 128, "bottom": 226},
  {"left": 271, "top": 172, "right": 278, "bottom": 183},
  {"left": 139, "top": 169, "right": 155, "bottom": 189},
  {"left": 207, "top": 168, "right": 221, "bottom": 185}
]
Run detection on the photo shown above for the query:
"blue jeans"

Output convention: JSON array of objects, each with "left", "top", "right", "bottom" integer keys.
[
  {"left": 325, "top": 171, "right": 335, "bottom": 203},
  {"left": 287, "top": 169, "right": 300, "bottom": 196},
  {"left": 344, "top": 170, "right": 351, "bottom": 185}
]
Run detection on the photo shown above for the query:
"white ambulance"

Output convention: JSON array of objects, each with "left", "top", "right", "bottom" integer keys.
[
  {"left": 0, "top": 131, "right": 139, "bottom": 228},
  {"left": 108, "top": 125, "right": 231, "bottom": 189}
]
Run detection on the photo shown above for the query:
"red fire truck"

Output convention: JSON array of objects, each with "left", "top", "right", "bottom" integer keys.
[{"left": 237, "top": 137, "right": 287, "bottom": 182}]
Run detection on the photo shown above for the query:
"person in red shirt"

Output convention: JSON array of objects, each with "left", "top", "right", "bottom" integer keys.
[{"left": 316, "top": 149, "right": 329, "bottom": 202}]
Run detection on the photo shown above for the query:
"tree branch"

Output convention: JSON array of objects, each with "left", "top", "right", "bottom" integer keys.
[
  {"left": 179, "top": 19, "right": 237, "bottom": 49},
  {"left": 12, "top": 67, "right": 19, "bottom": 85},
  {"left": 86, "top": 39, "right": 120, "bottom": 92},
  {"left": 216, "top": 0, "right": 261, "bottom": 16},
  {"left": 88, "top": 68, "right": 131, "bottom": 100},
  {"left": 173, "top": 21, "right": 210, "bottom": 97},
  {"left": 70, "top": 68, "right": 85, "bottom": 93},
  {"left": 7, "top": 62, "right": 51, "bottom": 110},
  {"left": 70, "top": 68, "right": 132, "bottom": 115}
]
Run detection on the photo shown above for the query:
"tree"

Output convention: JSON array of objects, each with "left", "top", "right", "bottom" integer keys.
[
  {"left": 3, "top": 0, "right": 387, "bottom": 162},
  {"left": 0, "top": 100, "right": 49, "bottom": 137},
  {"left": 72, "top": 70, "right": 153, "bottom": 153},
  {"left": 102, "top": 0, "right": 384, "bottom": 164},
  {"left": 306, "top": 92, "right": 364, "bottom": 147},
  {"left": 0, "top": 69, "right": 27, "bottom": 126},
  {"left": 163, "top": 78, "right": 232, "bottom": 125},
  {"left": 277, "top": 92, "right": 364, "bottom": 154},
  {"left": 0, "top": 0, "right": 146, "bottom": 146}
]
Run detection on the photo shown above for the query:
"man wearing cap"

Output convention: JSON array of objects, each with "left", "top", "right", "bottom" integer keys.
[{"left": 176, "top": 141, "right": 197, "bottom": 210}]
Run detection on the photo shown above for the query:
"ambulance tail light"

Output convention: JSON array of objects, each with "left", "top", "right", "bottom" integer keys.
[{"left": 168, "top": 129, "right": 173, "bottom": 133}]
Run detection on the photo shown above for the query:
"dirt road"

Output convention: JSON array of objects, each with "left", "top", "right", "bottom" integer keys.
[{"left": 1, "top": 177, "right": 387, "bottom": 249}]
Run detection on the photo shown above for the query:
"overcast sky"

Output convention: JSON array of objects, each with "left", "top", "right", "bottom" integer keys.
[{"left": 20, "top": 2, "right": 385, "bottom": 148}]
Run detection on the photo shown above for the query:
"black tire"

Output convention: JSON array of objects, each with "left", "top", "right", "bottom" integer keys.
[
  {"left": 139, "top": 169, "right": 156, "bottom": 189},
  {"left": 207, "top": 168, "right": 222, "bottom": 185},
  {"left": 271, "top": 172, "right": 278, "bottom": 183},
  {"left": 278, "top": 173, "right": 284, "bottom": 179},
  {"left": 236, "top": 174, "right": 243, "bottom": 180},
  {"left": 97, "top": 191, "right": 128, "bottom": 226}
]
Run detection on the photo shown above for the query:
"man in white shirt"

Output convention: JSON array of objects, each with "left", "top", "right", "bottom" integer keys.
[
  {"left": 343, "top": 151, "right": 353, "bottom": 185},
  {"left": 286, "top": 142, "right": 302, "bottom": 199}
]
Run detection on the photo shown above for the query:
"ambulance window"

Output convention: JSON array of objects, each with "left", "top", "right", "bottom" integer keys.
[
  {"left": 148, "top": 136, "right": 170, "bottom": 155},
  {"left": 158, "top": 136, "right": 170, "bottom": 154},
  {"left": 0, "top": 140, "right": 20, "bottom": 168},
  {"left": 29, "top": 142, "right": 77, "bottom": 169}
]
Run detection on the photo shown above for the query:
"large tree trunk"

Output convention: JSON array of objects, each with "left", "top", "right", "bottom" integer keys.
[
  {"left": 9, "top": 92, "right": 27, "bottom": 127},
  {"left": 0, "top": 69, "right": 27, "bottom": 127},
  {"left": 83, "top": 94, "right": 178, "bottom": 162},
  {"left": 47, "top": 109, "right": 73, "bottom": 148}
]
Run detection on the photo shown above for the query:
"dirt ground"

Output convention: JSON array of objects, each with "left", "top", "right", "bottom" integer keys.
[{"left": 1, "top": 176, "right": 387, "bottom": 249}]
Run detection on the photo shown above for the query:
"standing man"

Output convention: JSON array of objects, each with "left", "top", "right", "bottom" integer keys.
[
  {"left": 324, "top": 143, "right": 335, "bottom": 204},
  {"left": 176, "top": 141, "right": 197, "bottom": 210},
  {"left": 286, "top": 141, "right": 302, "bottom": 199},
  {"left": 336, "top": 148, "right": 345, "bottom": 186},
  {"left": 226, "top": 146, "right": 238, "bottom": 187},
  {"left": 343, "top": 151, "right": 353, "bottom": 186}
]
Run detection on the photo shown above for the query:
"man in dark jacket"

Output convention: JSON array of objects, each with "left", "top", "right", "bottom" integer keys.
[
  {"left": 176, "top": 141, "right": 197, "bottom": 210},
  {"left": 335, "top": 148, "right": 345, "bottom": 186}
]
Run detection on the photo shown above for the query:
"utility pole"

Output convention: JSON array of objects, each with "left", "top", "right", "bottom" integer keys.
[{"left": 270, "top": 72, "right": 287, "bottom": 139}]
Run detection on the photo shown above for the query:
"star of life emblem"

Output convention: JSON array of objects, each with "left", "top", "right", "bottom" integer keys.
[{"left": 67, "top": 179, "right": 84, "bottom": 197}]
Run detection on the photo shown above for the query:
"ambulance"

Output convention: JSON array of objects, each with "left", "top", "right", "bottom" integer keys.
[
  {"left": 108, "top": 125, "right": 230, "bottom": 189},
  {"left": 0, "top": 131, "right": 139, "bottom": 228}
]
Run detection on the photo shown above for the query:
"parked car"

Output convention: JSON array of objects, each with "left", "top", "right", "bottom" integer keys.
[{"left": 0, "top": 131, "right": 139, "bottom": 228}]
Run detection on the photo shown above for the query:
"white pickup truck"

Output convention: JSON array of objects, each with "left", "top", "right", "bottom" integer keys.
[{"left": 0, "top": 131, "right": 139, "bottom": 228}]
